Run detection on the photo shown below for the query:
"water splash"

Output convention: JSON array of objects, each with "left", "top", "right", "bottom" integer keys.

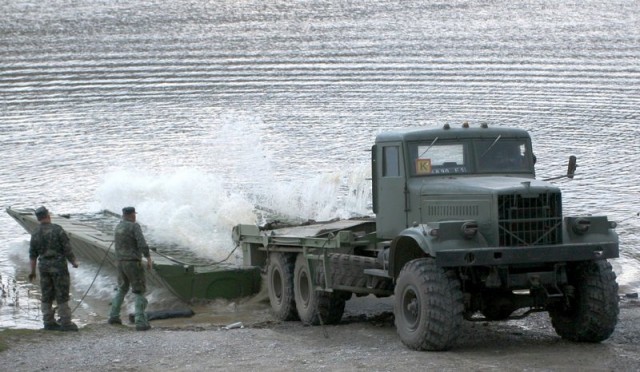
[{"left": 95, "top": 168, "right": 257, "bottom": 261}]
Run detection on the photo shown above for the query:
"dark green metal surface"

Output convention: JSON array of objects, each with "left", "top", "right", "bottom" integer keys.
[
  {"left": 153, "top": 263, "right": 261, "bottom": 301},
  {"left": 6, "top": 207, "right": 261, "bottom": 303}
]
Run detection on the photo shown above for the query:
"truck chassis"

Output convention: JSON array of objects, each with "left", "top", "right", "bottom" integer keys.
[{"left": 233, "top": 217, "right": 619, "bottom": 351}]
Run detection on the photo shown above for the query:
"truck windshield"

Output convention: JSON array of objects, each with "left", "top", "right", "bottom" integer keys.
[
  {"left": 409, "top": 141, "right": 468, "bottom": 176},
  {"left": 408, "top": 137, "right": 533, "bottom": 176},
  {"left": 475, "top": 138, "right": 531, "bottom": 173}
]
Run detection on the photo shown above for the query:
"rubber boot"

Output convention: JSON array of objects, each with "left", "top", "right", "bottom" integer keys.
[
  {"left": 42, "top": 302, "right": 60, "bottom": 330},
  {"left": 134, "top": 294, "right": 150, "bottom": 331},
  {"left": 108, "top": 289, "right": 125, "bottom": 324},
  {"left": 58, "top": 301, "right": 78, "bottom": 331}
]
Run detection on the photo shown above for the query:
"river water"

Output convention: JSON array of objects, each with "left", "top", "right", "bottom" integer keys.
[{"left": 1, "top": 0, "right": 639, "bottom": 329}]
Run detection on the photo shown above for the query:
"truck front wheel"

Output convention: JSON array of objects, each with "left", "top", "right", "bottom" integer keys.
[
  {"left": 394, "top": 258, "right": 464, "bottom": 351},
  {"left": 549, "top": 260, "right": 619, "bottom": 342},
  {"left": 267, "top": 252, "right": 298, "bottom": 321},
  {"left": 294, "top": 253, "right": 346, "bottom": 325}
]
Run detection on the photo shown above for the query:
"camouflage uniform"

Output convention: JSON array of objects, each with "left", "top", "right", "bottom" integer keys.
[
  {"left": 29, "top": 220, "right": 77, "bottom": 330},
  {"left": 109, "top": 215, "right": 152, "bottom": 330}
]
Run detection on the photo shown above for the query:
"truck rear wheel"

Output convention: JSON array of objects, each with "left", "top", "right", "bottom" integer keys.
[
  {"left": 394, "top": 258, "right": 464, "bottom": 351},
  {"left": 549, "top": 260, "right": 619, "bottom": 342},
  {"left": 294, "top": 253, "right": 346, "bottom": 325},
  {"left": 267, "top": 252, "right": 298, "bottom": 321}
]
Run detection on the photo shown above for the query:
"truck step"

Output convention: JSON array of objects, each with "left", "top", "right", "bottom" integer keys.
[{"left": 364, "top": 268, "right": 391, "bottom": 279}]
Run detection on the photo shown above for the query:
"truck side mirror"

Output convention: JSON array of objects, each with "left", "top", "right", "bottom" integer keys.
[{"left": 567, "top": 155, "right": 577, "bottom": 179}]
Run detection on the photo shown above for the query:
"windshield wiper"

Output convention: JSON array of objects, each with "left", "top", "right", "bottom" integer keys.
[
  {"left": 418, "top": 137, "right": 439, "bottom": 158},
  {"left": 480, "top": 135, "right": 502, "bottom": 158}
]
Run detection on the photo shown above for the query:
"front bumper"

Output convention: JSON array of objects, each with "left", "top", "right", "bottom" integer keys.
[{"left": 436, "top": 242, "right": 619, "bottom": 267}]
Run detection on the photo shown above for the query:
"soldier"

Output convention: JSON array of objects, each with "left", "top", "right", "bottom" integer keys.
[
  {"left": 108, "top": 206, "right": 153, "bottom": 331},
  {"left": 28, "top": 206, "right": 79, "bottom": 331}
]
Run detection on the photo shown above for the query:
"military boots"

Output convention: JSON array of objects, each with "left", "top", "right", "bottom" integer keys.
[
  {"left": 57, "top": 302, "right": 79, "bottom": 331},
  {"left": 134, "top": 294, "right": 151, "bottom": 331}
]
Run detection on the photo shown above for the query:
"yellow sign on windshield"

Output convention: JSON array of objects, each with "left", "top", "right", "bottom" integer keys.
[{"left": 416, "top": 159, "right": 432, "bottom": 175}]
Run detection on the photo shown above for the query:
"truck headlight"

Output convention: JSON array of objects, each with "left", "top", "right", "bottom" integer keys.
[
  {"left": 461, "top": 222, "right": 478, "bottom": 239},
  {"left": 572, "top": 218, "right": 591, "bottom": 235}
]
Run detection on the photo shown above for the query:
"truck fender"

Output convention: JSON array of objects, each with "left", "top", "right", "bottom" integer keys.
[
  {"left": 388, "top": 221, "right": 488, "bottom": 278},
  {"left": 388, "top": 226, "right": 433, "bottom": 279}
]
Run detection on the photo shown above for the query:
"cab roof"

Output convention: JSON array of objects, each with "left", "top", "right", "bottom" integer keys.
[{"left": 375, "top": 124, "right": 531, "bottom": 143}]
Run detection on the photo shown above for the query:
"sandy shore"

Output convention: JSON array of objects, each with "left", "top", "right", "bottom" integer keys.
[{"left": 1, "top": 295, "right": 639, "bottom": 371}]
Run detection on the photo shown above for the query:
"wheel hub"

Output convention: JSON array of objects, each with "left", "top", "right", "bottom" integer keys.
[
  {"left": 407, "top": 298, "right": 418, "bottom": 316},
  {"left": 402, "top": 288, "right": 420, "bottom": 329}
]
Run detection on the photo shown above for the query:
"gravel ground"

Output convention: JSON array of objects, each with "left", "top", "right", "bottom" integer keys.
[{"left": 2, "top": 296, "right": 639, "bottom": 371}]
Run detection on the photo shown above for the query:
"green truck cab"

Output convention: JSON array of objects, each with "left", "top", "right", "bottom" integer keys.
[{"left": 233, "top": 123, "right": 619, "bottom": 350}]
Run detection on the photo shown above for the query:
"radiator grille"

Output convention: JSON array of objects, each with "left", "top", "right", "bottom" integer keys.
[
  {"left": 497, "top": 193, "right": 562, "bottom": 246},
  {"left": 427, "top": 205, "right": 479, "bottom": 218}
]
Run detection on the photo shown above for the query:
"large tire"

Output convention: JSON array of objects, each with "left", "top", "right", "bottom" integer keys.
[
  {"left": 549, "top": 260, "right": 619, "bottom": 342},
  {"left": 267, "top": 252, "right": 298, "bottom": 321},
  {"left": 294, "top": 254, "right": 346, "bottom": 325},
  {"left": 326, "top": 253, "right": 392, "bottom": 292},
  {"left": 394, "top": 258, "right": 464, "bottom": 351},
  {"left": 328, "top": 254, "right": 375, "bottom": 288}
]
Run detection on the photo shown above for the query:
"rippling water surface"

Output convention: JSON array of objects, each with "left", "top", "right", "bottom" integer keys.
[{"left": 1, "top": 0, "right": 639, "bottom": 328}]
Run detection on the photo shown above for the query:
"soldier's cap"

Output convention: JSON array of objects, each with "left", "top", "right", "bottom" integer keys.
[
  {"left": 122, "top": 206, "right": 137, "bottom": 215},
  {"left": 35, "top": 206, "right": 49, "bottom": 219}
]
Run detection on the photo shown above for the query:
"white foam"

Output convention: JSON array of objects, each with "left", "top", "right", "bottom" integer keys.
[
  {"left": 5, "top": 239, "right": 31, "bottom": 268},
  {"left": 95, "top": 168, "right": 257, "bottom": 261},
  {"left": 258, "top": 165, "right": 372, "bottom": 221},
  {"left": 93, "top": 162, "right": 373, "bottom": 261},
  {"left": 92, "top": 111, "right": 374, "bottom": 261}
]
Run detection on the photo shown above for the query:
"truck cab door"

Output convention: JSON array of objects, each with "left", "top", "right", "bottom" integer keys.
[{"left": 373, "top": 143, "right": 408, "bottom": 239}]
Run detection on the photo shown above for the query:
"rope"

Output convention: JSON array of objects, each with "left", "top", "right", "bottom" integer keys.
[
  {"left": 318, "top": 310, "right": 329, "bottom": 339},
  {"left": 70, "top": 239, "right": 240, "bottom": 314},
  {"left": 104, "top": 208, "right": 240, "bottom": 268},
  {"left": 618, "top": 212, "right": 639, "bottom": 224},
  {"left": 151, "top": 243, "right": 240, "bottom": 267},
  {"left": 71, "top": 240, "right": 114, "bottom": 314}
]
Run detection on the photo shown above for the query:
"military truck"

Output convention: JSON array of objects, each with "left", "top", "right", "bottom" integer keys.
[{"left": 232, "top": 123, "right": 619, "bottom": 351}]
